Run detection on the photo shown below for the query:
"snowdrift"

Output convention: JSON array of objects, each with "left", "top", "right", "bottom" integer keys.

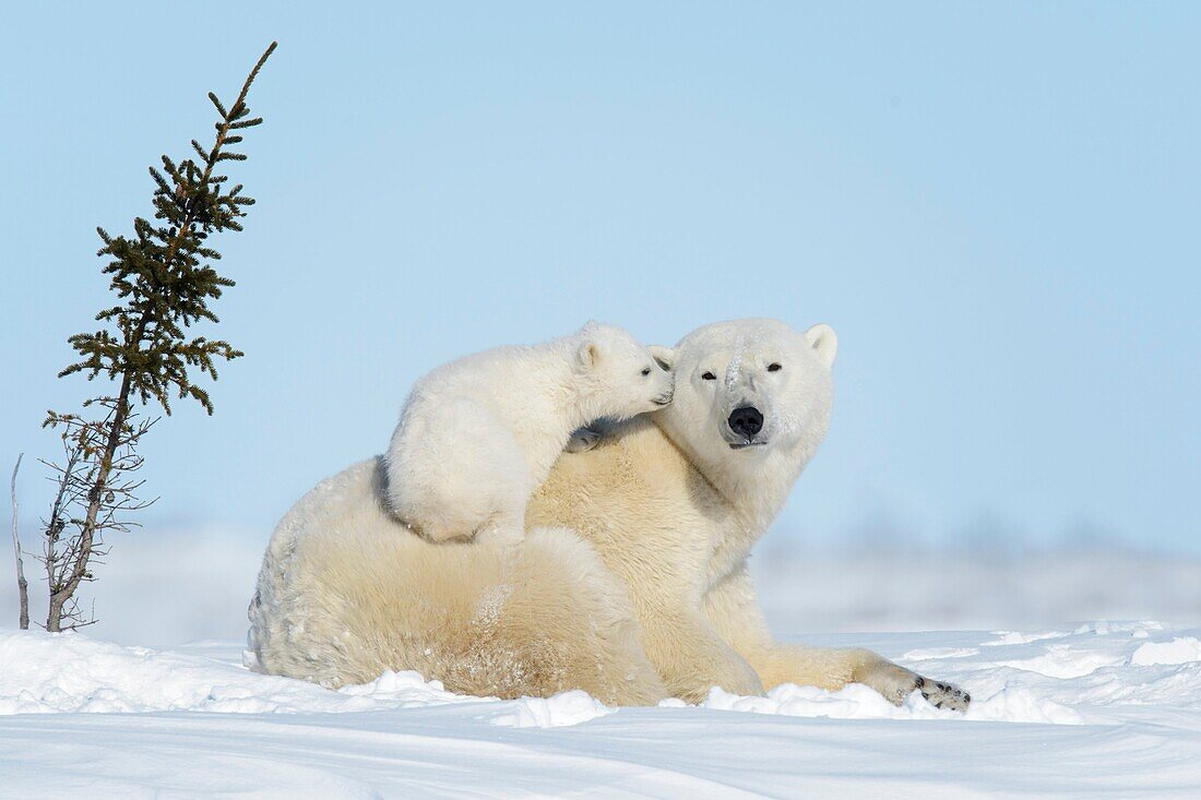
[{"left": 3, "top": 623, "right": 1201, "bottom": 797}]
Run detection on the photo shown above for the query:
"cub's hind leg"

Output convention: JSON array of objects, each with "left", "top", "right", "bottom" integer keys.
[{"left": 388, "top": 398, "right": 530, "bottom": 544}]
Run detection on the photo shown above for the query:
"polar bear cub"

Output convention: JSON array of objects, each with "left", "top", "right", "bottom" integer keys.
[{"left": 385, "top": 323, "right": 674, "bottom": 545}]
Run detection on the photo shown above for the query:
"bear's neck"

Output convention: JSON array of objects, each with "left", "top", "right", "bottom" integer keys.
[
  {"left": 714, "top": 451, "right": 802, "bottom": 534},
  {"left": 655, "top": 419, "right": 808, "bottom": 540},
  {"left": 540, "top": 337, "right": 611, "bottom": 433}
]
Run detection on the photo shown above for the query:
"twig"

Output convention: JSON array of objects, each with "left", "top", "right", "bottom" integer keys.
[{"left": 10, "top": 454, "right": 29, "bottom": 630}]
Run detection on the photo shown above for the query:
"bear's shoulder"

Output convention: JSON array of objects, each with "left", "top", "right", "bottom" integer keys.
[
  {"left": 554, "top": 417, "right": 691, "bottom": 484},
  {"left": 530, "top": 416, "right": 728, "bottom": 547}
]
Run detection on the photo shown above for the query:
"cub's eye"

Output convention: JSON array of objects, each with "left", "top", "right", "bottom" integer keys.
[
  {"left": 767, "top": 363, "right": 782, "bottom": 372},
  {"left": 701, "top": 371, "right": 717, "bottom": 381},
  {"left": 641, "top": 367, "right": 651, "bottom": 376}
]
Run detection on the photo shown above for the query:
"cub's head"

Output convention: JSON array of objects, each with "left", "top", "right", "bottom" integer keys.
[
  {"left": 656, "top": 318, "right": 837, "bottom": 476},
  {"left": 574, "top": 322, "right": 675, "bottom": 419}
]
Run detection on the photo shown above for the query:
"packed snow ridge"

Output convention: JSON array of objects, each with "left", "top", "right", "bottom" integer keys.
[
  {"left": 4, "top": 621, "right": 1197, "bottom": 727},
  {"left": 5, "top": 624, "right": 1201, "bottom": 798}
]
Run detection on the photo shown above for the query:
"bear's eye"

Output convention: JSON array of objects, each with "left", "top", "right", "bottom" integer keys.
[
  {"left": 767, "top": 363, "right": 782, "bottom": 372},
  {"left": 701, "top": 371, "right": 717, "bottom": 381},
  {"left": 641, "top": 367, "right": 651, "bottom": 377}
]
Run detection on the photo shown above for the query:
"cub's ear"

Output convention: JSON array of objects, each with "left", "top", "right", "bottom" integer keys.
[
  {"left": 648, "top": 345, "right": 674, "bottom": 371},
  {"left": 577, "top": 339, "right": 601, "bottom": 369},
  {"left": 804, "top": 323, "right": 838, "bottom": 367}
]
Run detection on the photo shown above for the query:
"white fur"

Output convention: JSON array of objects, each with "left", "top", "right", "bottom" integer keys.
[
  {"left": 249, "top": 318, "right": 968, "bottom": 710},
  {"left": 383, "top": 322, "right": 674, "bottom": 544}
]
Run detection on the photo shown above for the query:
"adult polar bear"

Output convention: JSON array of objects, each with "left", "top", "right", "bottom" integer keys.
[{"left": 248, "top": 318, "right": 969, "bottom": 710}]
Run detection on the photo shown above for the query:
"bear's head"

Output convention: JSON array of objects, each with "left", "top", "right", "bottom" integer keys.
[
  {"left": 573, "top": 322, "right": 676, "bottom": 421},
  {"left": 654, "top": 318, "right": 837, "bottom": 493}
]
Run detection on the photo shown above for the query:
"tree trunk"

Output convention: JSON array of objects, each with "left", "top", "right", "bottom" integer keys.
[{"left": 46, "top": 373, "right": 135, "bottom": 632}]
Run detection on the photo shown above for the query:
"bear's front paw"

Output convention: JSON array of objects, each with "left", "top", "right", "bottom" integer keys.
[
  {"left": 856, "top": 659, "right": 970, "bottom": 712},
  {"left": 914, "top": 675, "right": 971, "bottom": 712}
]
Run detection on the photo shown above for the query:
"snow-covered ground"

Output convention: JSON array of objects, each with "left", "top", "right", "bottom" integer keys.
[
  {"left": 3, "top": 532, "right": 1201, "bottom": 795},
  {"left": 3, "top": 622, "right": 1201, "bottom": 797}
]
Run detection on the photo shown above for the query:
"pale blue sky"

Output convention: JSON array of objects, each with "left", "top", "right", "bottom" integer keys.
[{"left": 2, "top": 2, "right": 1198, "bottom": 553}]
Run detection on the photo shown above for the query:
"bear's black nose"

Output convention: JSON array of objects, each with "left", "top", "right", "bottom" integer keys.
[{"left": 728, "top": 406, "right": 764, "bottom": 438}]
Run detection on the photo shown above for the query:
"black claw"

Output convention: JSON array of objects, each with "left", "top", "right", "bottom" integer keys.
[
  {"left": 914, "top": 676, "right": 926, "bottom": 689},
  {"left": 935, "top": 701, "right": 944, "bottom": 709},
  {"left": 964, "top": 694, "right": 971, "bottom": 703}
]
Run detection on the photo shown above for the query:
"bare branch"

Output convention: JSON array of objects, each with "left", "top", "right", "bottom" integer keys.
[
  {"left": 11, "top": 454, "right": 29, "bottom": 630},
  {"left": 39, "top": 404, "right": 153, "bottom": 631}
]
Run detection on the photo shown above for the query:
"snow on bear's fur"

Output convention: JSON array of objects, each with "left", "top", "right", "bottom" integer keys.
[
  {"left": 247, "top": 318, "right": 969, "bottom": 710},
  {"left": 384, "top": 322, "right": 674, "bottom": 545}
]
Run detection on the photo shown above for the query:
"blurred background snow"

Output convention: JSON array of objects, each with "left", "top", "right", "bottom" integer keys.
[
  {"left": 753, "top": 539, "right": 1201, "bottom": 639},
  {"left": 3, "top": 523, "right": 1197, "bottom": 647}
]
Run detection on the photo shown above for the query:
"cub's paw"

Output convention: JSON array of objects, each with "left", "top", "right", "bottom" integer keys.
[
  {"left": 565, "top": 426, "right": 602, "bottom": 453},
  {"left": 914, "top": 675, "right": 971, "bottom": 712}
]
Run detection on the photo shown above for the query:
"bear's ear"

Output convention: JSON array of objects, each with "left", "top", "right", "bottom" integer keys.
[
  {"left": 648, "top": 345, "right": 674, "bottom": 371},
  {"left": 804, "top": 323, "right": 838, "bottom": 367},
  {"left": 577, "top": 340, "right": 601, "bottom": 370}
]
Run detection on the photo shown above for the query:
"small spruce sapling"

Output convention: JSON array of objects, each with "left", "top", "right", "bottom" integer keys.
[{"left": 33, "top": 42, "right": 276, "bottom": 632}]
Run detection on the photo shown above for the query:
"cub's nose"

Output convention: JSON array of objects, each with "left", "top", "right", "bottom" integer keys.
[{"left": 728, "top": 405, "right": 763, "bottom": 438}]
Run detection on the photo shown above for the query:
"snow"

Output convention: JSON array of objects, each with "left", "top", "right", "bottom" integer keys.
[
  {"left": 3, "top": 535, "right": 1200, "bottom": 794},
  {"left": 3, "top": 623, "right": 1201, "bottom": 797},
  {"left": 1131, "top": 637, "right": 1201, "bottom": 667}
]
